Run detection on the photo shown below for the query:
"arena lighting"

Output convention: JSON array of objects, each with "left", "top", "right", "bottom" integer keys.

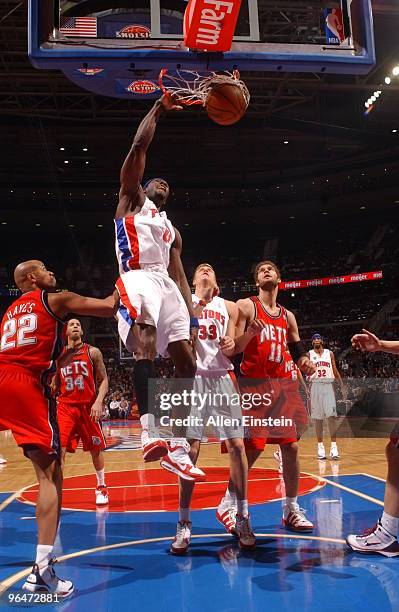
[
  {"left": 283, "top": 140, "right": 289, "bottom": 144},
  {"left": 392, "top": 66, "right": 399, "bottom": 76},
  {"left": 385, "top": 76, "right": 391, "bottom": 84},
  {"left": 64, "top": 160, "right": 69, "bottom": 164},
  {"left": 83, "top": 147, "right": 88, "bottom": 151},
  {"left": 59, "top": 147, "right": 65, "bottom": 151}
]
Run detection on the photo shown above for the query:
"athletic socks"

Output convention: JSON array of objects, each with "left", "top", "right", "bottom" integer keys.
[
  {"left": 179, "top": 507, "right": 190, "bottom": 523},
  {"left": 381, "top": 512, "right": 399, "bottom": 537},
  {"left": 284, "top": 496, "right": 300, "bottom": 518},
  {"left": 35, "top": 545, "right": 53, "bottom": 570},
  {"left": 237, "top": 500, "right": 249, "bottom": 517},
  {"left": 222, "top": 487, "right": 237, "bottom": 507},
  {"left": 96, "top": 468, "right": 105, "bottom": 487}
]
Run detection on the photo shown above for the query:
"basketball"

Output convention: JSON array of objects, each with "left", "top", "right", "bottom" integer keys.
[{"left": 205, "top": 82, "right": 248, "bottom": 126}]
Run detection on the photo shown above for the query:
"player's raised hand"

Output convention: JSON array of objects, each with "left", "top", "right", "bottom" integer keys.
[
  {"left": 160, "top": 93, "right": 183, "bottom": 112},
  {"left": 220, "top": 335, "right": 235, "bottom": 356},
  {"left": 297, "top": 355, "right": 316, "bottom": 376},
  {"left": 246, "top": 318, "right": 266, "bottom": 338},
  {"left": 351, "top": 329, "right": 381, "bottom": 353}
]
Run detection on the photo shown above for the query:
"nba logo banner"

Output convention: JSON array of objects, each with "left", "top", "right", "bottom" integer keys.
[{"left": 324, "top": 8, "right": 345, "bottom": 45}]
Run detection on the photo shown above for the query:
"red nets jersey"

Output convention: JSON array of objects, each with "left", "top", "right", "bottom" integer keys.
[
  {"left": 277, "top": 351, "right": 299, "bottom": 380},
  {"left": 240, "top": 297, "right": 288, "bottom": 378},
  {"left": 58, "top": 343, "right": 97, "bottom": 406},
  {"left": 0, "top": 290, "right": 65, "bottom": 379}
]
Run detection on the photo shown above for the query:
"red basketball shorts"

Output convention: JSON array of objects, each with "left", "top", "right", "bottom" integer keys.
[
  {"left": 57, "top": 401, "right": 106, "bottom": 453},
  {"left": 0, "top": 366, "right": 60, "bottom": 456}
]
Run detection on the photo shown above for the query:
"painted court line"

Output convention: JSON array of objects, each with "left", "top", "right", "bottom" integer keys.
[
  {"left": 307, "top": 472, "right": 384, "bottom": 507},
  {"left": 22, "top": 477, "right": 284, "bottom": 493},
  {"left": 0, "top": 532, "right": 346, "bottom": 595}
]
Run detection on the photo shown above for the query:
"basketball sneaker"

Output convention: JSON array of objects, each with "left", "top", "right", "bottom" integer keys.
[
  {"left": 171, "top": 521, "right": 192, "bottom": 555},
  {"left": 346, "top": 521, "right": 399, "bottom": 558},
  {"left": 236, "top": 515, "right": 256, "bottom": 550},
  {"left": 216, "top": 504, "right": 237, "bottom": 535},
  {"left": 160, "top": 440, "right": 206, "bottom": 482},
  {"left": 273, "top": 449, "right": 283, "bottom": 473},
  {"left": 95, "top": 485, "right": 109, "bottom": 505},
  {"left": 282, "top": 507, "right": 314, "bottom": 532},
  {"left": 22, "top": 559, "right": 74, "bottom": 598},
  {"left": 317, "top": 442, "right": 326, "bottom": 460},
  {"left": 0, "top": 455, "right": 7, "bottom": 464},
  {"left": 141, "top": 430, "right": 169, "bottom": 463},
  {"left": 330, "top": 443, "right": 340, "bottom": 460}
]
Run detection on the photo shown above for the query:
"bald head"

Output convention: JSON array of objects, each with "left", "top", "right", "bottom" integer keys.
[{"left": 13, "top": 260, "right": 56, "bottom": 292}]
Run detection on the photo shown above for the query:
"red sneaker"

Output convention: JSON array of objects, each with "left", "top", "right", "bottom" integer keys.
[
  {"left": 142, "top": 438, "right": 169, "bottom": 462},
  {"left": 160, "top": 442, "right": 205, "bottom": 482}
]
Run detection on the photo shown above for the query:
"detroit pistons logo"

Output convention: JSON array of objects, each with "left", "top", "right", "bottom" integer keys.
[
  {"left": 117, "top": 25, "right": 151, "bottom": 39},
  {"left": 126, "top": 80, "right": 159, "bottom": 94}
]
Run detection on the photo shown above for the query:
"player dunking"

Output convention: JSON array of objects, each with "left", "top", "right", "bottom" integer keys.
[
  {"left": 115, "top": 94, "right": 204, "bottom": 482},
  {"left": 0, "top": 260, "right": 117, "bottom": 597},
  {"left": 170, "top": 264, "right": 255, "bottom": 554},
  {"left": 308, "top": 333, "right": 346, "bottom": 460},
  {"left": 52, "top": 319, "right": 109, "bottom": 506},
  {"left": 218, "top": 261, "right": 316, "bottom": 532}
]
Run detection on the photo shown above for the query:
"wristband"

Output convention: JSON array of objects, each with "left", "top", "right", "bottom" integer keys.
[
  {"left": 288, "top": 340, "right": 307, "bottom": 364},
  {"left": 190, "top": 317, "right": 199, "bottom": 328}
]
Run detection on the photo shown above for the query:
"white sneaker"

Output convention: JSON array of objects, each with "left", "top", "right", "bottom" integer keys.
[
  {"left": 171, "top": 521, "right": 192, "bottom": 555},
  {"left": 22, "top": 559, "right": 74, "bottom": 598},
  {"left": 317, "top": 443, "right": 326, "bottom": 460},
  {"left": 273, "top": 449, "right": 283, "bottom": 473},
  {"left": 347, "top": 520, "right": 399, "bottom": 558},
  {"left": 282, "top": 507, "right": 314, "bottom": 532},
  {"left": 95, "top": 485, "right": 109, "bottom": 505},
  {"left": 330, "top": 444, "right": 340, "bottom": 460},
  {"left": 160, "top": 440, "right": 205, "bottom": 482},
  {"left": 0, "top": 455, "right": 7, "bottom": 464},
  {"left": 216, "top": 503, "right": 237, "bottom": 535},
  {"left": 236, "top": 514, "right": 256, "bottom": 550},
  {"left": 141, "top": 431, "right": 168, "bottom": 462}
]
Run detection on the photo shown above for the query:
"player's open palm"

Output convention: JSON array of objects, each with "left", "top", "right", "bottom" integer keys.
[{"left": 351, "top": 329, "right": 381, "bottom": 353}]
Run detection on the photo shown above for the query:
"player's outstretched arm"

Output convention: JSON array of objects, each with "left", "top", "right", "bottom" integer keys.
[
  {"left": 352, "top": 328, "right": 399, "bottom": 355},
  {"left": 48, "top": 291, "right": 119, "bottom": 319},
  {"left": 286, "top": 310, "right": 316, "bottom": 376},
  {"left": 116, "top": 94, "right": 183, "bottom": 219},
  {"left": 89, "top": 347, "right": 109, "bottom": 422}
]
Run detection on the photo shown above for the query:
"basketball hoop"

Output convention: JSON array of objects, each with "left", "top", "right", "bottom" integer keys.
[{"left": 158, "top": 68, "right": 250, "bottom": 108}]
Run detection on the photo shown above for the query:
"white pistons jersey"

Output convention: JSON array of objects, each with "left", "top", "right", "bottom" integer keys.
[
  {"left": 193, "top": 295, "right": 233, "bottom": 373},
  {"left": 309, "top": 348, "right": 335, "bottom": 382},
  {"left": 114, "top": 197, "right": 175, "bottom": 275}
]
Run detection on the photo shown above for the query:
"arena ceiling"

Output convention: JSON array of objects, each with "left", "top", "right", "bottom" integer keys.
[{"left": 0, "top": 0, "right": 399, "bottom": 228}]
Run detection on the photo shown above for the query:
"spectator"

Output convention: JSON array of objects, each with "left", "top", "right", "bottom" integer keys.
[
  {"left": 109, "top": 394, "right": 121, "bottom": 419},
  {"left": 119, "top": 397, "right": 129, "bottom": 420}
]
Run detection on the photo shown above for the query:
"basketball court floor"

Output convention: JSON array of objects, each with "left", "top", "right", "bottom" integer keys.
[{"left": 0, "top": 423, "right": 396, "bottom": 611}]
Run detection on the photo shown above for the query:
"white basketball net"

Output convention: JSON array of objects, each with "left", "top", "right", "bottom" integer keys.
[{"left": 159, "top": 68, "right": 250, "bottom": 107}]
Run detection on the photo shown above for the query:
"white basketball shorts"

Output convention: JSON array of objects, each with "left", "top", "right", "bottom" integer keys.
[
  {"left": 116, "top": 269, "right": 190, "bottom": 357},
  {"left": 186, "top": 372, "right": 244, "bottom": 441},
  {"left": 310, "top": 383, "right": 337, "bottom": 419}
]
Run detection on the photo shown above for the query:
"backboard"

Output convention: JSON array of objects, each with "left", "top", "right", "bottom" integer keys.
[{"left": 29, "top": 1, "right": 375, "bottom": 99}]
